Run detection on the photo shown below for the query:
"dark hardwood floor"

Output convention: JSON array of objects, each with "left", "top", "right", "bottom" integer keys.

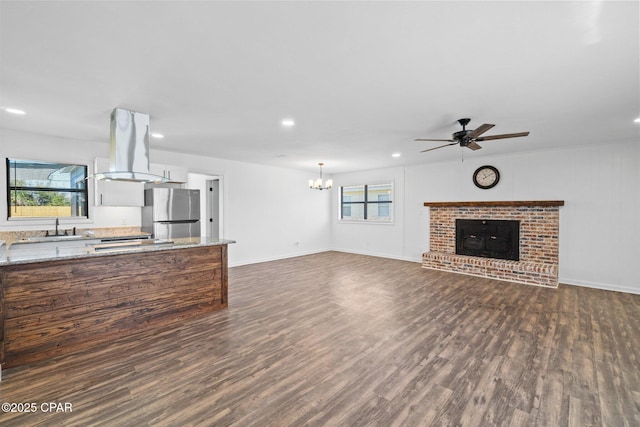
[{"left": 1, "top": 251, "right": 638, "bottom": 426}]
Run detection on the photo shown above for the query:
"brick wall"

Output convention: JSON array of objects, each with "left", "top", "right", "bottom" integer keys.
[{"left": 422, "top": 202, "right": 562, "bottom": 287}]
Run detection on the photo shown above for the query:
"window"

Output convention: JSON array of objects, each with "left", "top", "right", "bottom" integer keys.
[
  {"left": 340, "top": 183, "right": 393, "bottom": 222},
  {"left": 6, "top": 158, "right": 89, "bottom": 219}
]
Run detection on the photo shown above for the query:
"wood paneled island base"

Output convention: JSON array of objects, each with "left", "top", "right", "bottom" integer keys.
[{"left": 0, "top": 244, "right": 229, "bottom": 369}]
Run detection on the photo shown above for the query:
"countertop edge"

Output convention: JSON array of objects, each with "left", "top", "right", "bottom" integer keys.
[{"left": 0, "top": 238, "right": 236, "bottom": 266}]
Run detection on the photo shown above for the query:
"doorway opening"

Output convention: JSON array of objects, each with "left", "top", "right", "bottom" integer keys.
[{"left": 187, "top": 173, "right": 223, "bottom": 239}]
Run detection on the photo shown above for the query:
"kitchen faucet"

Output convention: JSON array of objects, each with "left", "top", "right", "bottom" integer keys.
[{"left": 46, "top": 218, "right": 61, "bottom": 237}]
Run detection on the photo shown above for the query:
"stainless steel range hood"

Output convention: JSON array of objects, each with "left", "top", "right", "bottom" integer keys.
[{"left": 94, "top": 108, "right": 167, "bottom": 183}]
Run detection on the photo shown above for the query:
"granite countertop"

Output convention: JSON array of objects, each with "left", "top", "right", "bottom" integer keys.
[{"left": 0, "top": 237, "right": 236, "bottom": 266}]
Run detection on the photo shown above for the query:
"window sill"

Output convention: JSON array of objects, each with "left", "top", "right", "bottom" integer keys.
[
  {"left": 338, "top": 219, "right": 394, "bottom": 225},
  {"left": 4, "top": 216, "right": 94, "bottom": 227}
]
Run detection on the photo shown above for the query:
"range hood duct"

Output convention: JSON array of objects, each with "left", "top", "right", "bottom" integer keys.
[{"left": 94, "top": 108, "right": 167, "bottom": 183}]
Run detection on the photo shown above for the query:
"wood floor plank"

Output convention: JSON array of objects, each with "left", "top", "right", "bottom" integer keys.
[{"left": 0, "top": 251, "right": 639, "bottom": 426}]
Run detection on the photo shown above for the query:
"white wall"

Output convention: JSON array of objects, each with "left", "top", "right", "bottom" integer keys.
[
  {"left": 0, "top": 128, "right": 332, "bottom": 267},
  {"left": 149, "top": 149, "right": 333, "bottom": 266},
  {"left": 332, "top": 140, "right": 640, "bottom": 295}
]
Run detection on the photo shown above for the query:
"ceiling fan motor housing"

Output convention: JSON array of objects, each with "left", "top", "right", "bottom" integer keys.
[
  {"left": 453, "top": 130, "right": 471, "bottom": 142},
  {"left": 454, "top": 118, "right": 472, "bottom": 144}
]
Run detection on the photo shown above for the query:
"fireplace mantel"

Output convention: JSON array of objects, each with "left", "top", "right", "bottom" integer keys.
[{"left": 424, "top": 200, "right": 564, "bottom": 207}]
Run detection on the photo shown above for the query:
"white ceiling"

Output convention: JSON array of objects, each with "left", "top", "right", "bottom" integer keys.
[{"left": 1, "top": 1, "right": 638, "bottom": 174}]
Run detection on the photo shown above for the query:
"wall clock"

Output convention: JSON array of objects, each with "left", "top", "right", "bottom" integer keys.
[{"left": 473, "top": 165, "right": 500, "bottom": 189}]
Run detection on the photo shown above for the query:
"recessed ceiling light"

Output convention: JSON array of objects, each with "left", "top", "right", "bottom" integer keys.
[
  {"left": 151, "top": 133, "right": 164, "bottom": 139},
  {"left": 281, "top": 118, "right": 295, "bottom": 127},
  {"left": 392, "top": 153, "right": 401, "bottom": 158},
  {"left": 635, "top": 117, "right": 640, "bottom": 123},
  {"left": 5, "top": 108, "right": 26, "bottom": 115}
]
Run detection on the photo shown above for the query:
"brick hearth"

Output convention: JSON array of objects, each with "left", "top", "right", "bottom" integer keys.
[{"left": 422, "top": 201, "right": 564, "bottom": 287}]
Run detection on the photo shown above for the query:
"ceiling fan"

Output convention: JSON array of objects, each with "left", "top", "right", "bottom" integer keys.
[{"left": 415, "top": 118, "right": 529, "bottom": 152}]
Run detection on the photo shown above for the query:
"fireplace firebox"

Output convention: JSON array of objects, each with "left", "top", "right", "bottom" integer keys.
[{"left": 456, "top": 219, "right": 520, "bottom": 261}]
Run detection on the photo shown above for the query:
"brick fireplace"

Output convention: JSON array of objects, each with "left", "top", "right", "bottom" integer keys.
[{"left": 422, "top": 200, "right": 564, "bottom": 287}]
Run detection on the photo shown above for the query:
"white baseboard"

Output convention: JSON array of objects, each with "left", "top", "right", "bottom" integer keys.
[
  {"left": 230, "top": 248, "right": 422, "bottom": 268},
  {"left": 228, "top": 248, "right": 331, "bottom": 268},
  {"left": 559, "top": 277, "right": 640, "bottom": 295},
  {"left": 330, "top": 247, "right": 422, "bottom": 264}
]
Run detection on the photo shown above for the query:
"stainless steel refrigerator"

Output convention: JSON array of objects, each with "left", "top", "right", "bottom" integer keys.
[{"left": 142, "top": 188, "right": 201, "bottom": 239}]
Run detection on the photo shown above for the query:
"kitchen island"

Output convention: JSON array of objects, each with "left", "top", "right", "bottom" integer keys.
[{"left": 0, "top": 237, "right": 235, "bottom": 369}]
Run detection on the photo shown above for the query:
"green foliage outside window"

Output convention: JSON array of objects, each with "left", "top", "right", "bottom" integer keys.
[{"left": 10, "top": 180, "right": 71, "bottom": 207}]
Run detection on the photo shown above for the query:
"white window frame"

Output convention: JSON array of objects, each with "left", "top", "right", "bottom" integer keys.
[{"left": 338, "top": 182, "right": 394, "bottom": 224}]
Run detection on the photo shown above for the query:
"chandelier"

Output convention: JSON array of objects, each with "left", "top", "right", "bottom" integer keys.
[{"left": 309, "top": 162, "right": 333, "bottom": 190}]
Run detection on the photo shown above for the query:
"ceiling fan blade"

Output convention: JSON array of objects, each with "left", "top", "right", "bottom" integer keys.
[
  {"left": 415, "top": 138, "right": 455, "bottom": 142},
  {"left": 466, "top": 123, "right": 494, "bottom": 140},
  {"left": 466, "top": 141, "right": 482, "bottom": 150},
  {"left": 475, "top": 131, "right": 530, "bottom": 141},
  {"left": 420, "top": 142, "right": 459, "bottom": 152}
]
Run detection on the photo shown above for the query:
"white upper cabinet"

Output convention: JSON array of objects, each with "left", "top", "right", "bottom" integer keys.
[
  {"left": 149, "top": 163, "right": 188, "bottom": 184},
  {"left": 94, "top": 158, "right": 145, "bottom": 206}
]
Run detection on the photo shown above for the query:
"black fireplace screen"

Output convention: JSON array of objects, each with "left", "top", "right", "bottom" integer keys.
[{"left": 455, "top": 219, "right": 520, "bottom": 261}]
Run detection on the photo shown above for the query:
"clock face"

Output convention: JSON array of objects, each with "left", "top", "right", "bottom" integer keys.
[{"left": 473, "top": 166, "right": 500, "bottom": 189}]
